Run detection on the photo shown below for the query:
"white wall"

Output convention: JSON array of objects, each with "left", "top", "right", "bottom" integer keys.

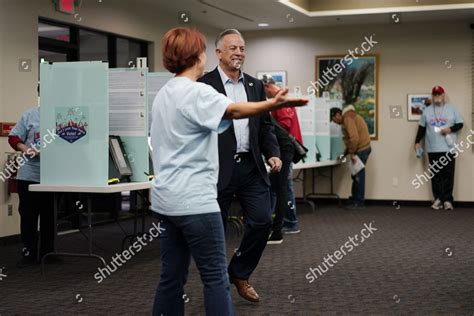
[
  {"left": 0, "top": 0, "right": 222, "bottom": 237},
  {"left": 242, "top": 20, "right": 473, "bottom": 202}
]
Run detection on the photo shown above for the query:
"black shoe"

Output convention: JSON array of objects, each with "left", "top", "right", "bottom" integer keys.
[
  {"left": 267, "top": 231, "right": 283, "bottom": 244},
  {"left": 16, "top": 256, "right": 37, "bottom": 268},
  {"left": 343, "top": 198, "right": 355, "bottom": 206},
  {"left": 43, "top": 255, "right": 63, "bottom": 265},
  {"left": 344, "top": 203, "right": 365, "bottom": 210}
]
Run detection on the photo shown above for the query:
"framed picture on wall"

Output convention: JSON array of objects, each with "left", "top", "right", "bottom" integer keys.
[
  {"left": 407, "top": 94, "right": 431, "bottom": 121},
  {"left": 316, "top": 55, "right": 379, "bottom": 140},
  {"left": 256, "top": 71, "right": 287, "bottom": 89}
]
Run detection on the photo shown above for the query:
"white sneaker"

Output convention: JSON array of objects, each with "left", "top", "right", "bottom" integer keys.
[
  {"left": 431, "top": 198, "right": 443, "bottom": 210},
  {"left": 444, "top": 201, "right": 454, "bottom": 211}
]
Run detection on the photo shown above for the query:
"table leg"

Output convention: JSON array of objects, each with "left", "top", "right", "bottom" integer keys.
[
  {"left": 305, "top": 166, "right": 341, "bottom": 203},
  {"left": 295, "top": 169, "right": 316, "bottom": 213},
  {"left": 87, "top": 196, "right": 92, "bottom": 255},
  {"left": 141, "top": 189, "right": 147, "bottom": 234},
  {"left": 41, "top": 192, "right": 59, "bottom": 274},
  {"left": 330, "top": 166, "right": 341, "bottom": 205},
  {"left": 121, "top": 189, "right": 149, "bottom": 250},
  {"left": 42, "top": 193, "right": 106, "bottom": 275}
]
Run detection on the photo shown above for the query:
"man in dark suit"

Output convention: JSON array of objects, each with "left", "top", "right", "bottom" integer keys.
[{"left": 198, "top": 29, "right": 281, "bottom": 303}]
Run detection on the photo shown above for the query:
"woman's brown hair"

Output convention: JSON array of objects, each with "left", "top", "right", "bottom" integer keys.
[{"left": 161, "top": 27, "right": 207, "bottom": 74}]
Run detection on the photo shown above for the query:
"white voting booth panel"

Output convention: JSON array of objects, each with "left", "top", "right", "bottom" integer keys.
[
  {"left": 298, "top": 95, "right": 317, "bottom": 164},
  {"left": 328, "top": 100, "right": 344, "bottom": 160},
  {"left": 296, "top": 96, "right": 344, "bottom": 166},
  {"left": 40, "top": 61, "right": 152, "bottom": 186},
  {"left": 297, "top": 95, "right": 330, "bottom": 163},
  {"left": 109, "top": 68, "right": 149, "bottom": 182},
  {"left": 314, "top": 97, "right": 331, "bottom": 161},
  {"left": 40, "top": 62, "right": 109, "bottom": 186},
  {"left": 147, "top": 72, "right": 174, "bottom": 135}
]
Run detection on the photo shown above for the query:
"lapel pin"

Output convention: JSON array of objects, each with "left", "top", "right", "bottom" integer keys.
[{"left": 249, "top": 82, "right": 253, "bottom": 87}]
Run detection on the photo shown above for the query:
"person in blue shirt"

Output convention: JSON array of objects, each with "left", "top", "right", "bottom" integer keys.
[
  {"left": 150, "top": 27, "right": 308, "bottom": 316},
  {"left": 415, "top": 85, "right": 464, "bottom": 210},
  {"left": 8, "top": 101, "right": 55, "bottom": 267}
]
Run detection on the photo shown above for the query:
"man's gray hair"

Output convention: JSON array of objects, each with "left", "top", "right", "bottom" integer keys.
[{"left": 215, "top": 29, "right": 244, "bottom": 48}]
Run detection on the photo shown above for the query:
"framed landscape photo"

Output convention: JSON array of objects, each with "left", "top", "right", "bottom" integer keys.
[
  {"left": 256, "top": 71, "right": 287, "bottom": 89},
  {"left": 407, "top": 94, "right": 431, "bottom": 121},
  {"left": 315, "top": 54, "right": 379, "bottom": 140}
]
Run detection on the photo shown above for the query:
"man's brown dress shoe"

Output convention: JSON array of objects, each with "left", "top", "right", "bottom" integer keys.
[{"left": 230, "top": 277, "right": 260, "bottom": 302}]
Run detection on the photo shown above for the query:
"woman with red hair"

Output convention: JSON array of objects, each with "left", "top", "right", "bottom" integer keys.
[{"left": 150, "top": 27, "right": 307, "bottom": 315}]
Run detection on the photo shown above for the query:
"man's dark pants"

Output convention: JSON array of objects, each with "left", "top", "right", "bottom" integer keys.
[
  {"left": 217, "top": 154, "right": 272, "bottom": 280},
  {"left": 428, "top": 152, "right": 456, "bottom": 203},
  {"left": 351, "top": 148, "right": 371, "bottom": 206},
  {"left": 17, "top": 180, "right": 54, "bottom": 260}
]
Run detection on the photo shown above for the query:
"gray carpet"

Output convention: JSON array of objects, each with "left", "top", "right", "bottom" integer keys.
[{"left": 0, "top": 204, "right": 473, "bottom": 315}]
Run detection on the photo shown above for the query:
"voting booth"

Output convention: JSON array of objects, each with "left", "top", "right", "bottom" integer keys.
[
  {"left": 297, "top": 95, "right": 344, "bottom": 164},
  {"left": 39, "top": 61, "right": 172, "bottom": 186},
  {"left": 329, "top": 101, "right": 344, "bottom": 160}
]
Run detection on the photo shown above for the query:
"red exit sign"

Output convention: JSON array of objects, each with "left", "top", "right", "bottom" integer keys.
[{"left": 56, "top": 0, "right": 75, "bottom": 14}]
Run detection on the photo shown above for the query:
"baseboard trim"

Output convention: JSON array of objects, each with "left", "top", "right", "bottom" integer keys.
[
  {"left": 304, "top": 196, "right": 474, "bottom": 208},
  {"left": 0, "top": 234, "right": 21, "bottom": 246},
  {"left": 364, "top": 199, "right": 474, "bottom": 208}
]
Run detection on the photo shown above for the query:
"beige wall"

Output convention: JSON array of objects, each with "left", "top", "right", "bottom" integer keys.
[
  {"left": 242, "top": 20, "right": 473, "bottom": 202},
  {"left": 0, "top": 0, "right": 221, "bottom": 237},
  {"left": 0, "top": 1, "right": 471, "bottom": 238}
]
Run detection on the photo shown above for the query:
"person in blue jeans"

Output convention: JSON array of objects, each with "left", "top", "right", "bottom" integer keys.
[
  {"left": 270, "top": 163, "right": 300, "bottom": 235},
  {"left": 151, "top": 27, "right": 308, "bottom": 316},
  {"left": 282, "top": 163, "right": 300, "bottom": 233},
  {"left": 264, "top": 80, "right": 302, "bottom": 237},
  {"left": 331, "top": 106, "right": 372, "bottom": 209}
]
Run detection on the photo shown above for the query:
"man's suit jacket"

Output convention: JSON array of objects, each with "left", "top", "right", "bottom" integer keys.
[{"left": 198, "top": 67, "right": 280, "bottom": 191}]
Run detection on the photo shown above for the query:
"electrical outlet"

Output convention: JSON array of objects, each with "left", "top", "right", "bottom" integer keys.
[
  {"left": 392, "top": 177, "right": 398, "bottom": 187},
  {"left": 7, "top": 204, "right": 13, "bottom": 216}
]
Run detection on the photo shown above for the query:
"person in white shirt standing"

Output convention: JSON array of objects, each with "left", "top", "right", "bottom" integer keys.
[{"left": 414, "top": 86, "right": 464, "bottom": 210}]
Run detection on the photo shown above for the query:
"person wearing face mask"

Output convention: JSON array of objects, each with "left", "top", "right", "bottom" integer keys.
[
  {"left": 198, "top": 29, "right": 282, "bottom": 303},
  {"left": 414, "top": 86, "right": 464, "bottom": 211}
]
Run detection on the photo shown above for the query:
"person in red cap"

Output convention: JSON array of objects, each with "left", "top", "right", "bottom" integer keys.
[{"left": 414, "top": 85, "right": 464, "bottom": 210}]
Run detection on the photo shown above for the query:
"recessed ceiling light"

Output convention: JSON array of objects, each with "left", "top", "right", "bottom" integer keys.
[{"left": 258, "top": 23, "right": 269, "bottom": 27}]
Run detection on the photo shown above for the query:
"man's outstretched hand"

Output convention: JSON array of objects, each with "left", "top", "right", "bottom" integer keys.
[{"left": 273, "top": 88, "right": 309, "bottom": 108}]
